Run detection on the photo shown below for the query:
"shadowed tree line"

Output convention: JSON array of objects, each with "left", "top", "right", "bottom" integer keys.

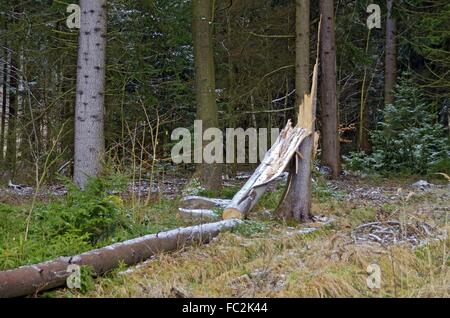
[{"left": 0, "top": 0, "right": 448, "bottom": 187}]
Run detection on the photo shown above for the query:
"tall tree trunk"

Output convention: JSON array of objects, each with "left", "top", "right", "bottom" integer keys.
[
  {"left": 357, "top": 95, "right": 371, "bottom": 152},
  {"left": 17, "top": 47, "right": 26, "bottom": 165},
  {"left": 73, "top": 0, "right": 107, "bottom": 189},
  {"left": 319, "top": 0, "right": 341, "bottom": 178},
  {"left": 276, "top": 0, "right": 312, "bottom": 222},
  {"left": 226, "top": 7, "right": 237, "bottom": 179},
  {"left": 5, "top": 55, "right": 17, "bottom": 180},
  {"left": 0, "top": 53, "right": 7, "bottom": 163},
  {"left": 295, "top": 0, "right": 310, "bottom": 110},
  {"left": 384, "top": 0, "right": 396, "bottom": 106},
  {"left": 358, "top": 29, "right": 372, "bottom": 152},
  {"left": 192, "top": 0, "right": 222, "bottom": 190}
]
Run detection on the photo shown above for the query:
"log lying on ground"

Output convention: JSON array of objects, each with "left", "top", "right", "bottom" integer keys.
[
  {"left": 179, "top": 196, "right": 231, "bottom": 209},
  {"left": 0, "top": 219, "right": 242, "bottom": 298},
  {"left": 222, "top": 121, "right": 309, "bottom": 220},
  {"left": 178, "top": 196, "right": 232, "bottom": 221},
  {"left": 178, "top": 208, "right": 219, "bottom": 221}
]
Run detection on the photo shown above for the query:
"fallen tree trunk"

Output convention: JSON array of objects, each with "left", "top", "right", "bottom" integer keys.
[
  {"left": 222, "top": 121, "right": 309, "bottom": 219},
  {"left": 178, "top": 208, "right": 219, "bottom": 221},
  {"left": 179, "top": 196, "right": 231, "bottom": 210},
  {"left": 178, "top": 196, "right": 231, "bottom": 221},
  {"left": 0, "top": 219, "right": 242, "bottom": 298}
]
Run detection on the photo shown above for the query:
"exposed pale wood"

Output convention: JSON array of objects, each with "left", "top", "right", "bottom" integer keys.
[
  {"left": 298, "top": 61, "right": 318, "bottom": 132},
  {"left": 313, "top": 131, "right": 320, "bottom": 159},
  {"left": 223, "top": 121, "right": 308, "bottom": 219},
  {"left": 0, "top": 220, "right": 242, "bottom": 298}
]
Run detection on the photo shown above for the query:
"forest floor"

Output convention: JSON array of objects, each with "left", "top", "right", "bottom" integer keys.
[
  {"left": 1, "top": 172, "right": 449, "bottom": 297},
  {"left": 47, "top": 173, "right": 448, "bottom": 298}
]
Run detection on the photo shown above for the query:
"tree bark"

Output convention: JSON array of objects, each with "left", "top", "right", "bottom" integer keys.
[
  {"left": 178, "top": 208, "right": 219, "bottom": 221},
  {"left": 192, "top": 0, "right": 222, "bottom": 190},
  {"left": 295, "top": 0, "right": 310, "bottom": 109},
  {"left": 277, "top": 63, "right": 318, "bottom": 221},
  {"left": 5, "top": 54, "right": 17, "bottom": 179},
  {"left": 0, "top": 51, "right": 7, "bottom": 163},
  {"left": 276, "top": 0, "right": 313, "bottom": 222},
  {"left": 0, "top": 220, "right": 242, "bottom": 298},
  {"left": 225, "top": 8, "right": 238, "bottom": 179},
  {"left": 73, "top": 0, "right": 107, "bottom": 189},
  {"left": 277, "top": 135, "right": 313, "bottom": 221},
  {"left": 357, "top": 97, "right": 371, "bottom": 152},
  {"left": 358, "top": 29, "right": 372, "bottom": 152},
  {"left": 357, "top": 81, "right": 371, "bottom": 152},
  {"left": 319, "top": 0, "right": 341, "bottom": 178},
  {"left": 384, "top": 0, "right": 396, "bottom": 106}
]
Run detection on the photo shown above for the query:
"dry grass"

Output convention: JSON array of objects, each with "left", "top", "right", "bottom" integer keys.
[
  {"left": 56, "top": 226, "right": 448, "bottom": 298},
  {"left": 52, "top": 179, "right": 449, "bottom": 298}
]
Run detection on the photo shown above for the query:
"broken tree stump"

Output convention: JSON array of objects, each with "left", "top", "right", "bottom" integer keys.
[
  {"left": 276, "top": 19, "right": 321, "bottom": 222},
  {"left": 222, "top": 121, "right": 309, "bottom": 220},
  {"left": 277, "top": 55, "right": 319, "bottom": 222},
  {"left": 0, "top": 219, "right": 242, "bottom": 298}
]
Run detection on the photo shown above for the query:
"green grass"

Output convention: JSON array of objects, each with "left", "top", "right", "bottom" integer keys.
[
  {"left": 348, "top": 206, "right": 377, "bottom": 227},
  {"left": 2, "top": 174, "right": 449, "bottom": 298},
  {"left": 196, "top": 185, "right": 241, "bottom": 199},
  {"left": 232, "top": 220, "right": 273, "bottom": 238},
  {"left": 0, "top": 177, "right": 189, "bottom": 271}
]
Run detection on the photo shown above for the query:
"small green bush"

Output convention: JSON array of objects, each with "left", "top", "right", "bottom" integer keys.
[
  {"left": 32, "top": 177, "right": 129, "bottom": 245},
  {"left": 0, "top": 175, "right": 188, "bottom": 271},
  {"left": 346, "top": 74, "right": 449, "bottom": 175}
]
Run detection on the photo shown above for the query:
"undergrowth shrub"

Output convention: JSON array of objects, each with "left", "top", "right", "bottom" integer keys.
[
  {"left": 32, "top": 176, "right": 130, "bottom": 245},
  {"left": 346, "top": 74, "right": 449, "bottom": 175},
  {"left": 0, "top": 175, "right": 131, "bottom": 270},
  {"left": 0, "top": 174, "right": 187, "bottom": 271}
]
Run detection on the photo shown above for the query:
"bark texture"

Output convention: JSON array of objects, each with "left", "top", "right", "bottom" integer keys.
[
  {"left": 319, "top": 0, "right": 341, "bottom": 178},
  {"left": 295, "top": 0, "right": 310, "bottom": 108},
  {"left": 192, "top": 0, "right": 222, "bottom": 190},
  {"left": 73, "top": 0, "right": 107, "bottom": 189},
  {"left": 277, "top": 135, "right": 313, "bottom": 221},
  {"left": 384, "top": 0, "right": 397, "bottom": 106},
  {"left": 0, "top": 52, "right": 7, "bottom": 163},
  {"left": 358, "top": 29, "right": 372, "bottom": 152},
  {"left": 178, "top": 208, "right": 219, "bottom": 221},
  {"left": 276, "top": 0, "right": 314, "bottom": 222},
  {"left": 277, "top": 59, "right": 319, "bottom": 222},
  {"left": 5, "top": 54, "right": 16, "bottom": 178}
]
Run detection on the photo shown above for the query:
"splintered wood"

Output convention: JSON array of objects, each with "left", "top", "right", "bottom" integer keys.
[
  {"left": 222, "top": 121, "right": 309, "bottom": 219},
  {"left": 181, "top": 31, "right": 320, "bottom": 222}
]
